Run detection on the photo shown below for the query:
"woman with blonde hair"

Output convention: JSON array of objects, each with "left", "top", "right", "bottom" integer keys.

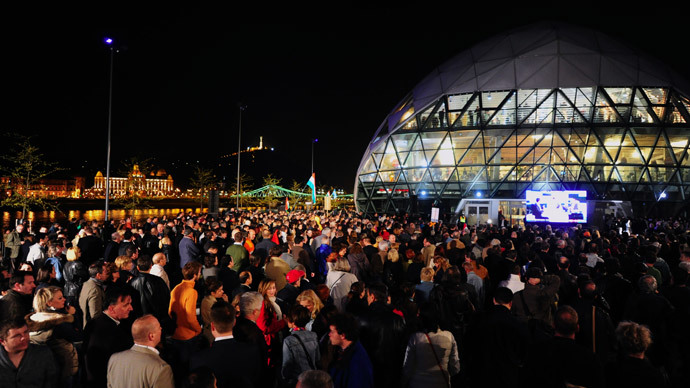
[
  {"left": 113, "top": 255, "right": 134, "bottom": 285},
  {"left": 27, "top": 286, "right": 81, "bottom": 386},
  {"left": 63, "top": 246, "right": 87, "bottom": 308},
  {"left": 296, "top": 288, "right": 335, "bottom": 340},
  {"left": 295, "top": 289, "right": 324, "bottom": 331},
  {"left": 383, "top": 248, "right": 404, "bottom": 287},
  {"left": 114, "top": 255, "right": 134, "bottom": 271},
  {"left": 433, "top": 256, "right": 451, "bottom": 283}
]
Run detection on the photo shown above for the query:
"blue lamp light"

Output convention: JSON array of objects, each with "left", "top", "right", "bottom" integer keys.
[{"left": 104, "top": 37, "right": 113, "bottom": 45}]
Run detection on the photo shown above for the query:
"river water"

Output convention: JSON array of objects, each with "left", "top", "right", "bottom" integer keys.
[{"left": 2, "top": 207, "right": 207, "bottom": 230}]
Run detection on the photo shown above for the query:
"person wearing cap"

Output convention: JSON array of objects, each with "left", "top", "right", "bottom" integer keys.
[
  {"left": 278, "top": 269, "right": 304, "bottom": 308},
  {"left": 511, "top": 266, "right": 560, "bottom": 340}
]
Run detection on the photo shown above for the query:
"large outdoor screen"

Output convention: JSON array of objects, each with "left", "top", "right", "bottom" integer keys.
[{"left": 525, "top": 190, "right": 587, "bottom": 223}]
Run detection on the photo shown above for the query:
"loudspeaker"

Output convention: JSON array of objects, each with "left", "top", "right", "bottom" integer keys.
[{"left": 208, "top": 190, "right": 220, "bottom": 216}]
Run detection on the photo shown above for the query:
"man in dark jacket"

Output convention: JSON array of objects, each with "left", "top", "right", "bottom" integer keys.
[
  {"left": 512, "top": 266, "right": 560, "bottom": 338},
  {"left": 190, "top": 301, "right": 262, "bottom": 388},
  {"left": 129, "top": 256, "right": 174, "bottom": 335},
  {"left": 356, "top": 282, "right": 405, "bottom": 388},
  {"left": 572, "top": 280, "right": 616, "bottom": 365},
  {"left": 253, "top": 229, "right": 276, "bottom": 262},
  {"left": 623, "top": 275, "right": 674, "bottom": 370},
  {"left": 83, "top": 287, "right": 134, "bottom": 388},
  {"left": 103, "top": 232, "right": 122, "bottom": 263},
  {"left": 0, "top": 318, "right": 58, "bottom": 388},
  {"left": 77, "top": 227, "right": 104, "bottom": 266},
  {"left": 117, "top": 230, "right": 136, "bottom": 257},
  {"left": 328, "top": 313, "right": 373, "bottom": 388},
  {"left": 522, "top": 305, "right": 604, "bottom": 388},
  {"left": 466, "top": 287, "right": 529, "bottom": 388},
  {"left": 140, "top": 225, "right": 161, "bottom": 257},
  {"left": 0, "top": 271, "right": 36, "bottom": 321},
  {"left": 233, "top": 292, "right": 269, "bottom": 386},
  {"left": 179, "top": 227, "right": 201, "bottom": 268}
]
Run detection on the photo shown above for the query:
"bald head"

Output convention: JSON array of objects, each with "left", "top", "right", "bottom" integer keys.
[
  {"left": 152, "top": 252, "right": 167, "bottom": 265},
  {"left": 131, "top": 315, "right": 162, "bottom": 346}
]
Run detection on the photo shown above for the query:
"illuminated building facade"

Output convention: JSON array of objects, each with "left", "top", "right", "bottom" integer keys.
[
  {"left": 1, "top": 177, "right": 85, "bottom": 198},
  {"left": 92, "top": 165, "right": 174, "bottom": 196},
  {"left": 355, "top": 23, "right": 690, "bottom": 216}
]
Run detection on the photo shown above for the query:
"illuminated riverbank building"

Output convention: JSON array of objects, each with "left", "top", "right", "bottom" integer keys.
[{"left": 92, "top": 165, "right": 174, "bottom": 196}]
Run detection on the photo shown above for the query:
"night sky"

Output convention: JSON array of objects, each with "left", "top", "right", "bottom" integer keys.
[{"left": 3, "top": 5, "right": 689, "bottom": 192}]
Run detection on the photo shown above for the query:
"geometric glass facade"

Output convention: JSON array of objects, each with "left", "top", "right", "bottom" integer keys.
[{"left": 355, "top": 24, "right": 690, "bottom": 214}]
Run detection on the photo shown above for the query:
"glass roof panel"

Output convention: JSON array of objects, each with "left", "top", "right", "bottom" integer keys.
[
  {"left": 429, "top": 167, "right": 455, "bottom": 181},
  {"left": 643, "top": 88, "right": 668, "bottom": 104},
  {"left": 379, "top": 170, "right": 400, "bottom": 184},
  {"left": 459, "top": 147, "right": 485, "bottom": 165},
  {"left": 379, "top": 152, "right": 401, "bottom": 170},
  {"left": 360, "top": 157, "right": 377, "bottom": 174},
  {"left": 359, "top": 172, "right": 377, "bottom": 182},
  {"left": 482, "top": 91, "right": 509, "bottom": 109},
  {"left": 667, "top": 106, "right": 686, "bottom": 123},
  {"left": 605, "top": 87, "right": 633, "bottom": 104},
  {"left": 454, "top": 99, "right": 481, "bottom": 128},
  {"left": 457, "top": 166, "right": 483, "bottom": 181},
  {"left": 630, "top": 128, "right": 658, "bottom": 147},
  {"left": 448, "top": 93, "right": 472, "bottom": 111},
  {"left": 450, "top": 130, "right": 479, "bottom": 150},
  {"left": 518, "top": 89, "right": 538, "bottom": 108},
  {"left": 631, "top": 107, "right": 655, "bottom": 123},
  {"left": 430, "top": 149, "right": 455, "bottom": 166},
  {"left": 575, "top": 87, "right": 595, "bottom": 107},
  {"left": 402, "top": 168, "right": 427, "bottom": 183},
  {"left": 420, "top": 132, "right": 447, "bottom": 151},
  {"left": 391, "top": 133, "right": 418, "bottom": 153},
  {"left": 403, "top": 151, "right": 427, "bottom": 168},
  {"left": 372, "top": 153, "right": 383, "bottom": 168},
  {"left": 438, "top": 135, "right": 454, "bottom": 149}
]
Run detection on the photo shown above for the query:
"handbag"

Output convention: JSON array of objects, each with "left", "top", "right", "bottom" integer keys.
[{"left": 424, "top": 333, "right": 451, "bottom": 388}]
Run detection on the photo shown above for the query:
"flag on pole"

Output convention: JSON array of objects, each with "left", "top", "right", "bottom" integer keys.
[
  {"left": 332, "top": 191, "right": 337, "bottom": 200},
  {"left": 326, "top": 191, "right": 331, "bottom": 199},
  {"left": 285, "top": 197, "right": 289, "bottom": 211},
  {"left": 307, "top": 173, "right": 316, "bottom": 203}
]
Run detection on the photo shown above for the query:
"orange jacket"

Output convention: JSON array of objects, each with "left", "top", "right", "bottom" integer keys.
[{"left": 169, "top": 279, "right": 201, "bottom": 340}]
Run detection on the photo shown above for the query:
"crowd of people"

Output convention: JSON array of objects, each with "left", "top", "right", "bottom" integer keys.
[{"left": 2, "top": 209, "right": 690, "bottom": 388}]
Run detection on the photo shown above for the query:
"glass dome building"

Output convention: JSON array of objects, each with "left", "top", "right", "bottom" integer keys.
[{"left": 355, "top": 23, "right": 690, "bottom": 218}]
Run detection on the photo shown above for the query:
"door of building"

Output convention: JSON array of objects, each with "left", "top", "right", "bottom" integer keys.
[{"left": 466, "top": 203, "right": 489, "bottom": 226}]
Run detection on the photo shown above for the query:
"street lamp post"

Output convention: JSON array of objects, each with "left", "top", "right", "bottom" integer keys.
[
  {"left": 311, "top": 138, "right": 318, "bottom": 174},
  {"left": 236, "top": 104, "right": 247, "bottom": 209},
  {"left": 104, "top": 37, "right": 115, "bottom": 222}
]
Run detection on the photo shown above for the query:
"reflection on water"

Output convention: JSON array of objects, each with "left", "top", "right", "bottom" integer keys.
[{"left": 2, "top": 208, "right": 207, "bottom": 229}]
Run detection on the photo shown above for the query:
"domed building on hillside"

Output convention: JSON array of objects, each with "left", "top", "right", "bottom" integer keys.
[{"left": 354, "top": 23, "right": 690, "bottom": 223}]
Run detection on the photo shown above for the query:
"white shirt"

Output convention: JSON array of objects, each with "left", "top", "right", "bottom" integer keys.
[
  {"left": 498, "top": 274, "right": 525, "bottom": 294},
  {"left": 26, "top": 243, "right": 46, "bottom": 264},
  {"left": 214, "top": 334, "right": 234, "bottom": 341},
  {"left": 133, "top": 343, "right": 159, "bottom": 355},
  {"left": 150, "top": 264, "right": 170, "bottom": 289}
]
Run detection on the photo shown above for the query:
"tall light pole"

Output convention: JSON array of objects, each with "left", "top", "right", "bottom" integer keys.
[
  {"left": 104, "top": 37, "right": 116, "bottom": 222},
  {"left": 311, "top": 138, "right": 318, "bottom": 174},
  {"left": 236, "top": 104, "right": 247, "bottom": 209}
]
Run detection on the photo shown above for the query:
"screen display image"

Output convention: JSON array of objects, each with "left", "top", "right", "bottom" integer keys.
[{"left": 525, "top": 190, "right": 587, "bottom": 223}]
